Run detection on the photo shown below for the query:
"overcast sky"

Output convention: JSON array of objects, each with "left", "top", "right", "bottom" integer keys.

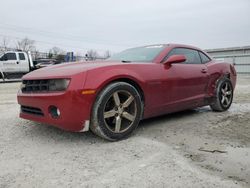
[{"left": 0, "top": 0, "right": 249, "bottom": 54}]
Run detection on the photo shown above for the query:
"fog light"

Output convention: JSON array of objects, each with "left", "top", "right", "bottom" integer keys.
[{"left": 49, "top": 106, "right": 60, "bottom": 118}]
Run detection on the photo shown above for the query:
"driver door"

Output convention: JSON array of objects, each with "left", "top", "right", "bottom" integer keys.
[
  {"left": 2, "top": 52, "right": 19, "bottom": 73},
  {"left": 162, "top": 48, "right": 209, "bottom": 112}
]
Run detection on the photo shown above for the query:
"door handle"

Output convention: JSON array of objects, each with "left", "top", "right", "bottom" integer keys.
[{"left": 201, "top": 68, "right": 207, "bottom": 73}]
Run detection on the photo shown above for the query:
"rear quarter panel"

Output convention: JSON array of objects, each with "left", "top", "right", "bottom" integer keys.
[{"left": 206, "top": 60, "right": 237, "bottom": 97}]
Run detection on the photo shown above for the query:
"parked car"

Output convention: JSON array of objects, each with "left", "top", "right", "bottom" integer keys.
[{"left": 17, "top": 44, "right": 237, "bottom": 141}]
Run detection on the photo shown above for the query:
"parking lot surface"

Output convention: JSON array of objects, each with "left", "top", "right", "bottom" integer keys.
[{"left": 0, "top": 76, "right": 250, "bottom": 188}]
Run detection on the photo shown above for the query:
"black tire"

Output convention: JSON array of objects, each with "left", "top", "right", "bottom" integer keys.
[
  {"left": 90, "top": 82, "right": 143, "bottom": 141},
  {"left": 210, "top": 78, "right": 233, "bottom": 112}
]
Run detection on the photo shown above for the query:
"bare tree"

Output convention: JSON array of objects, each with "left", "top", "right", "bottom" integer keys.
[
  {"left": 49, "top": 47, "right": 65, "bottom": 61},
  {"left": 49, "top": 47, "right": 64, "bottom": 56},
  {"left": 16, "top": 37, "right": 36, "bottom": 52},
  {"left": 33, "top": 50, "right": 41, "bottom": 60},
  {"left": 104, "top": 50, "right": 111, "bottom": 59},
  {"left": 86, "top": 49, "right": 99, "bottom": 61},
  {"left": 0, "top": 37, "right": 10, "bottom": 52}
]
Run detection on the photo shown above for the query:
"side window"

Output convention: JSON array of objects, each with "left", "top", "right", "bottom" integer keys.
[
  {"left": 6, "top": 53, "right": 17, "bottom": 60},
  {"left": 199, "top": 52, "right": 211, "bottom": 63},
  {"left": 165, "top": 49, "right": 176, "bottom": 59},
  {"left": 165, "top": 48, "right": 201, "bottom": 64},
  {"left": 1, "top": 54, "right": 7, "bottom": 61},
  {"left": 19, "top": 53, "right": 25, "bottom": 60}
]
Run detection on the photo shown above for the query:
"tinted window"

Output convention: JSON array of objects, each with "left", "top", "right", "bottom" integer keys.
[
  {"left": 19, "top": 53, "right": 25, "bottom": 60},
  {"left": 1, "top": 54, "right": 7, "bottom": 61},
  {"left": 6, "top": 53, "right": 17, "bottom": 60},
  {"left": 166, "top": 48, "right": 201, "bottom": 64},
  {"left": 199, "top": 52, "right": 211, "bottom": 63}
]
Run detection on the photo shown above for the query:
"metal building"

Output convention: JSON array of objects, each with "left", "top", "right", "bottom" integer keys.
[{"left": 206, "top": 46, "right": 250, "bottom": 74}]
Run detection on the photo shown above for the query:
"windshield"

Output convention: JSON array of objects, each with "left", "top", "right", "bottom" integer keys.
[{"left": 107, "top": 45, "right": 165, "bottom": 62}]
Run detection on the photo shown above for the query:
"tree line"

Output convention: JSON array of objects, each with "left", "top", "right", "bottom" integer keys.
[{"left": 0, "top": 37, "right": 111, "bottom": 61}]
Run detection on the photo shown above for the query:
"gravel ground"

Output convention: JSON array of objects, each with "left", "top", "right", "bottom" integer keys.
[{"left": 0, "top": 75, "right": 250, "bottom": 188}]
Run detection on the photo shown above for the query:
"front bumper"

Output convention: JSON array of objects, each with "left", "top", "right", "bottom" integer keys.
[{"left": 17, "top": 89, "right": 93, "bottom": 132}]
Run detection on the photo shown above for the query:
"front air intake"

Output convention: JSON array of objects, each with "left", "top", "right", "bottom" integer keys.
[{"left": 21, "top": 105, "right": 44, "bottom": 116}]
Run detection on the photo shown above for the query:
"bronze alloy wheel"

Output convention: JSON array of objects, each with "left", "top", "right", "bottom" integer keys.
[
  {"left": 103, "top": 90, "right": 137, "bottom": 133},
  {"left": 210, "top": 78, "right": 234, "bottom": 112},
  {"left": 90, "top": 82, "right": 143, "bottom": 141},
  {"left": 219, "top": 81, "right": 233, "bottom": 108}
]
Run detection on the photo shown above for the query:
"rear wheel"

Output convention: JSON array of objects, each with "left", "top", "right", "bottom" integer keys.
[
  {"left": 210, "top": 78, "right": 233, "bottom": 112},
  {"left": 90, "top": 82, "right": 143, "bottom": 141}
]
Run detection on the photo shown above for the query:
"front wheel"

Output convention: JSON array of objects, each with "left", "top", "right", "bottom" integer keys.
[
  {"left": 90, "top": 82, "right": 143, "bottom": 141},
  {"left": 210, "top": 78, "right": 233, "bottom": 112}
]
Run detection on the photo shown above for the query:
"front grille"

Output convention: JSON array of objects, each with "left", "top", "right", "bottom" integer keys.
[
  {"left": 22, "top": 80, "right": 49, "bottom": 93},
  {"left": 21, "top": 105, "right": 44, "bottom": 116}
]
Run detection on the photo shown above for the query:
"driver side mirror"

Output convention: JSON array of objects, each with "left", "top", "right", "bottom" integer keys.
[{"left": 163, "top": 55, "right": 186, "bottom": 66}]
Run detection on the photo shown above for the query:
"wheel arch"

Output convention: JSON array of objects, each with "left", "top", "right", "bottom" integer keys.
[
  {"left": 89, "top": 78, "right": 144, "bottom": 140},
  {"left": 208, "top": 61, "right": 236, "bottom": 91},
  {"left": 90, "top": 76, "right": 145, "bottom": 120},
  {"left": 215, "top": 73, "right": 230, "bottom": 87},
  {"left": 95, "top": 77, "right": 145, "bottom": 105}
]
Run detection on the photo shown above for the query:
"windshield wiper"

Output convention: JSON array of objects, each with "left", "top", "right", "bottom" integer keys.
[{"left": 121, "top": 60, "right": 131, "bottom": 63}]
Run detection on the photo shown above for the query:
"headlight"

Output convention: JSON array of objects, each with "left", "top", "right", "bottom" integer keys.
[{"left": 48, "top": 79, "right": 70, "bottom": 91}]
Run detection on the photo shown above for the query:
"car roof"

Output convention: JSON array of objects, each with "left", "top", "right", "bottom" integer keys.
[
  {"left": 134, "top": 44, "right": 203, "bottom": 52},
  {"left": 166, "top": 43, "right": 202, "bottom": 51}
]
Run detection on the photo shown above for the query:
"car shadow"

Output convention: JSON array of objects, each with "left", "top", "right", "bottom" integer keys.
[
  {"left": 19, "top": 107, "right": 211, "bottom": 144},
  {"left": 139, "top": 107, "right": 211, "bottom": 129},
  {"left": 20, "top": 121, "right": 104, "bottom": 144}
]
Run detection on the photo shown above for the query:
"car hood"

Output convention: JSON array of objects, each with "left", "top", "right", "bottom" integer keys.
[{"left": 23, "top": 61, "right": 122, "bottom": 79}]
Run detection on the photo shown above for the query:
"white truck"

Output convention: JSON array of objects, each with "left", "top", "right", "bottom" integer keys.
[{"left": 0, "top": 51, "right": 35, "bottom": 80}]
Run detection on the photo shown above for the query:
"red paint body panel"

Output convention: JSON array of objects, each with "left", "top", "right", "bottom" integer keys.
[
  {"left": 18, "top": 90, "right": 90, "bottom": 131},
  {"left": 17, "top": 44, "right": 237, "bottom": 132}
]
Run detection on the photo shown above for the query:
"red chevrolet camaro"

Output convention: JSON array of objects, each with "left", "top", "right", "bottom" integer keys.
[{"left": 17, "top": 44, "right": 237, "bottom": 141}]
